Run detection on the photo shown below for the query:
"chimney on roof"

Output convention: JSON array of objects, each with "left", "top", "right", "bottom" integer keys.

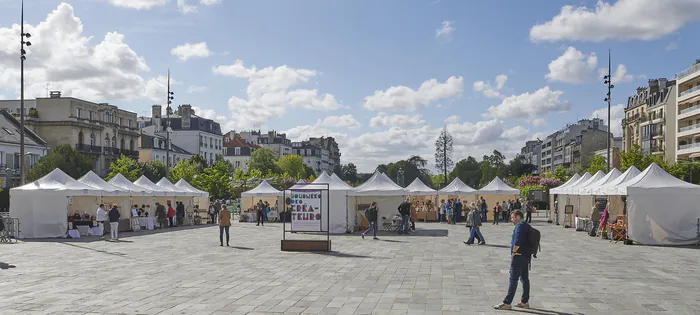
[
  {"left": 49, "top": 91, "right": 61, "bottom": 98},
  {"left": 658, "top": 78, "right": 668, "bottom": 90},
  {"left": 181, "top": 104, "right": 192, "bottom": 129},
  {"left": 151, "top": 105, "right": 162, "bottom": 132}
]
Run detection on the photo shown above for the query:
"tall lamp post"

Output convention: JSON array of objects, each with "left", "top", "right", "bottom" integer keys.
[
  {"left": 19, "top": 0, "right": 32, "bottom": 185},
  {"left": 603, "top": 50, "right": 615, "bottom": 172},
  {"left": 165, "top": 69, "right": 174, "bottom": 178}
]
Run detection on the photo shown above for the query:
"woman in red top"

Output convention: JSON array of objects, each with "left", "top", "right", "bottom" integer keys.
[
  {"left": 493, "top": 202, "right": 501, "bottom": 225},
  {"left": 167, "top": 201, "right": 175, "bottom": 227}
]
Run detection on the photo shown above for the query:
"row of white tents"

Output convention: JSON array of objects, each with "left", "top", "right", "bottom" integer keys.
[
  {"left": 550, "top": 163, "right": 700, "bottom": 246},
  {"left": 240, "top": 171, "right": 520, "bottom": 234},
  {"left": 9, "top": 168, "right": 209, "bottom": 238}
]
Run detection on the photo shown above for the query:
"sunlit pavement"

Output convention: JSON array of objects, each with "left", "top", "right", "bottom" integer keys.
[{"left": 1, "top": 216, "right": 699, "bottom": 315}]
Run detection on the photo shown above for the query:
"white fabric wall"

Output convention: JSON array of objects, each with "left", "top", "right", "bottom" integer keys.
[
  {"left": 578, "top": 195, "right": 595, "bottom": 218},
  {"left": 627, "top": 188, "right": 700, "bottom": 245},
  {"left": 328, "top": 190, "right": 348, "bottom": 234},
  {"left": 349, "top": 195, "right": 404, "bottom": 229},
  {"left": 480, "top": 194, "right": 519, "bottom": 221},
  {"left": 10, "top": 192, "right": 69, "bottom": 238}
]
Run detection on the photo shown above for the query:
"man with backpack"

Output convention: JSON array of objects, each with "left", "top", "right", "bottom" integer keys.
[{"left": 494, "top": 209, "right": 540, "bottom": 310}]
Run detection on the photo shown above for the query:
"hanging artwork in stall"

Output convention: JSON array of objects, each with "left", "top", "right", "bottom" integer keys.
[{"left": 290, "top": 190, "right": 322, "bottom": 232}]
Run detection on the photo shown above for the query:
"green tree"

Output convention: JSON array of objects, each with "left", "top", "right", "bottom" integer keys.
[
  {"left": 375, "top": 164, "right": 388, "bottom": 174},
  {"left": 619, "top": 144, "right": 665, "bottom": 172},
  {"left": 168, "top": 159, "right": 202, "bottom": 184},
  {"left": 249, "top": 148, "right": 278, "bottom": 174},
  {"left": 434, "top": 126, "right": 454, "bottom": 188},
  {"left": 551, "top": 165, "right": 574, "bottom": 182},
  {"left": 139, "top": 160, "right": 166, "bottom": 182},
  {"left": 451, "top": 156, "right": 482, "bottom": 188},
  {"left": 385, "top": 156, "right": 431, "bottom": 187},
  {"left": 197, "top": 159, "right": 233, "bottom": 199},
  {"left": 430, "top": 173, "right": 451, "bottom": 189},
  {"left": 106, "top": 155, "right": 140, "bottom": 181},
  {"left": 586, "top": 155, "right": 608, "bottom": 175},
  {"left": 276, "top": 154, "right": 307, "bottom": 179},
  {"left": 27, "top": 144, "right": 94, "bottom": 181},
  {"left": 189, "top": 154, "right": 207, "bottom": 171},
  {"left": 341, "top": 163, "right": 358, "bottom": 183}
]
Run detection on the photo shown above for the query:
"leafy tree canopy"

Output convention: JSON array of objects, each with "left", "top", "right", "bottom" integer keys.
[
  {"left": 106, "top": 154, "right": 140, "bottom": 181},
  {"left": 27, "top": 144, "right": 94, "bottom": 181},
  {"left": 249, "top": 148, "right": 278, "bottom": 174}
]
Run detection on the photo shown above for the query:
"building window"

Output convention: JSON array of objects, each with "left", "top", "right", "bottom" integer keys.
[
  {"left": 235, "top": 147, "right": 241, "bottom": 155},
  {"left": 200, "top": 135, "right": 203, "bottom": 146},
  {"left": 120, "top": 138, "right": 125, "bottom": 150},
  {"left": 78, "top": 131, "right": 84, "bottom": 145},
  {"left": 128, "top": 119, "right": 132, "bottom": 128},
  {"left": 88, "top": 111, "right": 92, "bottom": 120},
  {"left": 111, "top": 136, "right": 116, "bottom": 149},
  {"left": 76, "top": 108, "right": 81, "bottom": 118},
  {"left": 90, "top": 134, "right": 95, "bottom": 147},
  {"left": 130, "top": 139, "right": 134, "bottom": 151},
  {"left": 105, "top": 134, "right": 110, "bottom": 148},
  {"left": 118, "top": 117, "right": 122, "bottom": 126}
]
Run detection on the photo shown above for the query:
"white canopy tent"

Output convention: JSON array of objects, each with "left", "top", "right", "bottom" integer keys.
[
  {"left": 558, "top": 172, "right": 591, "bottom": 224},
  {"left": 567, "top": 170, "right": 606, "bottom": 218},
  {"left": 77, "top": 171, "right": 132, "bottom": 220},
  {"left": 566, "top": 171, "right": 605, "bottom": 195},
  {"left": 133, "top": 176, "right": 172, "bottom": 196},
  {"left": 595, "top": 166, "right": 642, "bottom": 196},
  {"left": 308, "top": 172, "right": 351, "bottom": 233},
  {"left": 477, "top": 177, "right": 519, "bottom": 221},
  {"left": 439, "top": 177, "right": 477, "bottom": 195},
  {"left": 579, "top": 169, "right": 622, "bottom": 195},
  {"left": 348, "top": 172, "right": 406, "bottom": 230},
  {"left": 241, "top": 180, "right": 283, "bottom": 212},
  {"left": 330, "top": 173, "right": 353, "bottom": 189},
  {"left": 157, "top": 178, "right": 196, "bottom": 197},
  {"left": 623, "top": 164, "right": 700, "bottom": 245},
  {"left": 175, "top": 179, "right": 210, "bottom": 210},
  {"left": 405, "top": 178, "right": 437, "bottom": 196},
  {"left": 549, "top": 173, "right": 581, "bottom": 218},
  {"left": 108, "top": 174, "right": 153, "bottom": 196},
  {"left": 10, "top": 169, "right": 104, "bottom": 238}
]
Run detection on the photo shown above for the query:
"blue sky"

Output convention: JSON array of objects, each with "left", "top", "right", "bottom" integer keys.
[{"left": 1, "top": 0, "right": 700, "bottom": 172}]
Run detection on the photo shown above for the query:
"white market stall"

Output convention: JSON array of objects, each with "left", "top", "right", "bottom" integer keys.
[
  {"left": 439, "top": 177, "right": 478, "bottom": 221},
  {"left": 9, "top": 169, "right": 104, "bottom": 238},
  {"left": 330, "top": 173, "right": 353, "bottom": 189},
  {"left": 549, "top": 173, "right": 581, "bottom": 219},
  {"left": 77, "top": 171, "right": 132, "bottom": 219},
  {"left": 348, "top": 172, "right": 406, "bottom": 231},
  {"left": 133, "top": 176, "right": 178, "bottom": 209},
  {"left": 595, "top": 166, "right": 642, "bottom": 220},
  {"left": 175, "top": 179, "right": 210, "bottom": 210},
  {"left": 307, "top": 172, "right": 351, "bottom": 234},
  {"left": 477, "top": 177, "right": 519, "bottom": 221},
  {"left": 616, "top": 163, "right": 700, "bottom": 245},
  {"left": 406, "top": 178, "right": 438, "bottom": 222},
  {"left": 558, "top": 172, "right": 591, "bottom": 225},
  {"left": 241, "top": 180, "right": 283, "bottom": 222},
  {"left": 108, "top": 173, "right": 157, "bottom": 217},
  {"left": 567, "top": 170, "right": 606, "bottom": 217},
  {"left": 577, "top": 168, "right": 622, "bottom": 218}
]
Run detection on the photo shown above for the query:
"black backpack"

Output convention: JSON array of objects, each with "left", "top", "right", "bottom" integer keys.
[{"left": 525, "top": 223, "right": 541, "bottom": 258}]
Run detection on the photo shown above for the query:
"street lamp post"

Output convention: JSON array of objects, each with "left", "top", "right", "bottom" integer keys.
[
  {"left": 165, "top": 69, "right": 174, "bottom": 178},
  {"left": 603, "top": 50, "right": 615, "bottom": 173},
  {"left": 19, "top": 0, "right": 32, "bottom": 185}
]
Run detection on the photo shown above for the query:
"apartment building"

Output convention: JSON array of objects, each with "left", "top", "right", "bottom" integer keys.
[
  {"left": 222, "top": 131, "right": 260, "bottom": 171},
  {"left": 308, "top": 136, "right": 341, "bottom": 171},
  {"left": 138, "top": 133, "right": 193, "bottom": 167},
  {"left": 0, "top": 91, "right": 140, "bottom": 177},
  {"left": 239, "top": 130, "right": 292, "bottom": 157},
  {"left": 675, "top": 60, "right": 700, "bottom": 161},
  {"left": 519, "top": 140, "right": 542, "bottom": 174},
  {"left": 593, "top": 137, "right": 623, "bottom": 169},
  {"left": 622, "top": 78, "right": 676, "bottom": 163},
  {"left": 0, "top": 109, "right": 48, "bottom": 186},
  {"left": 540, "top": 118, "right": 608, "bottom": 174},
  {"left": 292, "top": 141, "right": 331, "bottom": 175},
  {"left": 140, "top": 104, "right": 223, "bottom": 166}
]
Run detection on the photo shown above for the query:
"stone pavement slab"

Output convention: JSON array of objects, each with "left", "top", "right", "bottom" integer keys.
[{"left": 1, "top": 216, "right": 700, "bottom": 314}]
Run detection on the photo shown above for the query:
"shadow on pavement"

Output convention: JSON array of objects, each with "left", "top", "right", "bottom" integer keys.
[
  {"left": 230, "top": 246, "right": 254, "bottom": 250},
  {"left": 20, "top": 224, "right": 214, "bottom": 243},
  {"left": 513, "top": 308, "right": 582, "bottom": 315},
  {"left": 304, "top": 251, "right": 376, "bottom": 259},
  {"left": 0, "top": 262, "right": 16, "bottom": 269},
  {"left": 482, "top": 244, "right": 511, "bottom": 249},
  {"left": 58, "top": 242, "right": 130, "bottom": 259}
]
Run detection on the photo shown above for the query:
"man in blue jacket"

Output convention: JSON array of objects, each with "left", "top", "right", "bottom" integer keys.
[{"left": 494, "top": 210, "right": 531, "bottom": 310}]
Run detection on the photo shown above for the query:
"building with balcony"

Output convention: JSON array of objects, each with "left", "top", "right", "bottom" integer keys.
[
  {"left": 308, "top": 136, "right": 341, "bottom": 171},
  {"left": 676, "top": 59, "right": 700, "bottom": 161},
  {"left": 292, "top": 141, "right": 331, "bottom": 175},
  {"left": 222, "top": 131, "right": 260, "bottom": 171},
  {"left": 623, "top": 78, "right": 676, "bottom": 163},
  {"left": 0, "top": 91, "right": 139, "bottom": 177},
  {"left": 140, "top": 104, "right": 223, "bottom": 166},
  {"left": 540, "top": 118, "right": 608, "bottom": 174},
  {"left": 0, "top": 109, "right": 48, "bottom": 187},
  {"left": 138, "top": 133, "right": 193, "bottom": 167},
  {"left": 239, "top": 130, "right": 292, "bottom": 157},
  {"left": 519, "top": 140, "right": 542, "bottom": 174},
  {"left": 593, "top": 137, "right": 623, "bottom": 169}
]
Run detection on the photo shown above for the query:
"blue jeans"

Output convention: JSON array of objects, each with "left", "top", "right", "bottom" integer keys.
[
  {"left": 467, "top": 226, "right": 485, "bottom": 244},
  {"left": 363, "top": 221, "right": 377, "bottom": 238},
  {"left": 400, "top": 215, "right": 410, "bottom": 234},
  {"left": 481, "top": 211, "right": 487, "bottom": 223},
  {"left": 219, "top": 226, "right": 230, "bottom": 244},
  {"left": 467, "top": 226, "right": 481, "bottom": 243},
  {"left": 555, "top": 211, "right": 559, "bottom": 225},
  {"left": 504, "top": 255, "right": 530, "bottom": 305}
]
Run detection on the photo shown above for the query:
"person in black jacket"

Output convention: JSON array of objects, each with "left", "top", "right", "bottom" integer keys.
[
  {"left": 108, "top": 205, "right": 121, "bottom": 241},
  {"left": 176, "top": 201, "right": 185, "bottom": 226},
  {"left": 362, "top": 202, "right": 379, "bottom": 240},
  {"left": 398, "top": 198, "right": 411, "bottom": 234}
]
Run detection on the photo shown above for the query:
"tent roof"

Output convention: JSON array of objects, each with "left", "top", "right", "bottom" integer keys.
[
  {"left": 10, "top": 168, "right": 103, "bottom": 195},
  {"left": 479, "top": 177, "right": 519, "bottom": 195},
  {"left": 595, "top": 166, "right": 641, "bottom": 195},
  {"left": 78, "top": 171, "right": 130, "bottom": 196},
  {"left": 560, "top": 172, "right": 591, "bottom": 194},
  {"left": 175, "top": 179, "right": 208, "bottom": 197},
  {"left": 133, "top": 176, "right": 173, "bottom": 196},
  {"left": 579, "top": 168, "right": 621, "bottom": 195},
  {"left": 550, "top": 173, "right": 581, "bottom": 194},
  {"left": 349, "top": 172, "right": 406, "bottom": 196},
  {"left": 618, "top": 163, "right": 700, "bottom": 194},
  {"left": 242, "top": 179, "right": 282, "bottom": 197},
  {"left": 405, "top": 178, "right": 437, "bottom": 195},
  {"left": 108, "top": 174, "right": 154, "bottom": 195},
  {"left": 568, "top": 170, "right": 606, "bottom": 194},
  {"left": 439, "top": 177, "right": 477, "bottom": 195},
  {"left": 157, "top": 178, "right": 195, "bottom": 196},
  {"left": 330, "top": 173, "right": 354, "bottom": 189},
  {"left": 311, "top": 172, "right": 351, "bottom": 190},
  {"left": 288, "top": 179, "right": 308, "bottom": 190}
]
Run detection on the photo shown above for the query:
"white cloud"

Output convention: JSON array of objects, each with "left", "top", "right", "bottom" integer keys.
[
  {"left": 317, "top": 115, "right": 361, "bottom": 129},
  {"left": 200, "top": 0, "right": 221, "bottom": 5},
  {"left": 171, "top": 42, "right": 212, "bottom": 61},
  {"left": 444, "top": 115, "right": 460, "bottom": 124},
  {"left": 212, "top": 59, "right": 340, "bottom": 129},
  {"left": 187, "top": 85, "right": 209, "bottom": 93},
  {"left": 485, "top": 86, "right": 570, "bottom": 120},
  {"left": 0, "top": 3, "right": 167, "bottom": 102},
  {"left": 436, "top": 20, "right": 455, "bottom": 38},
  {"left": 369, "top": 113, "right": 426, "bottom": 128},
  {"left": 474, "top": 74, "right": 508, "bottom": 99},
  {"left": 177, "top": 0, "right": 198, "bottom": 14},
  {"left": 531, "top": 118, "right": 548, "bottom": 127},
  {"left": 545, "top": 47, "right": 597, "bottom": 84},
  {"left": 530, "top": 0, "right": 700, "bottom": 42},
  {"left": 109, "top": 0, "right": 167, "bottom": 10},
  {"left": 599, "top": 64, "right": 636, "bottom": 84},
  {"left": 666, "top": 39, "right": 679, "bottom": 51},
  {"left": 364, "top": 76, "right": 463, "bottom": 112},
  {"left": 591, "top": 103, "right": 625, "bottom": 136},
  {"left": 191, "top": 106, "right": 232, "bottom": 131},
  {"left": 284, "top": 125, "right": 349, "bottom": 145}
]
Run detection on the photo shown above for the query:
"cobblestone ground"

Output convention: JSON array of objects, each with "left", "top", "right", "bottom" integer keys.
[{"left": 2, "top": 216, "right": 700, "bottom": 315}]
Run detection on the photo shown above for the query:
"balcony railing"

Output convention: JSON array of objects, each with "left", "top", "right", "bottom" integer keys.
[
  {"left": 679, "top": 103, "right": 700, "bottom": 115},
  {"left": 679, "top": 142, "right": 700, "bottom": 151},
  {"left": 680, "top": 123, "right": 700, "bottom": 133},
  {"left": 75, "top": 144, "right": 102, "bottom": 154},
  {"left": 680, "top": 84, "right": 700, "bottom": 97},
  {"left": 677, "top": 63, "right": 700, "bottom": 80}
]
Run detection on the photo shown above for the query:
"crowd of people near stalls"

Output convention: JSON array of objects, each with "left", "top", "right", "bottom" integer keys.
[{"left": 436, "top": 197, "right": 534, "bottom": 225}]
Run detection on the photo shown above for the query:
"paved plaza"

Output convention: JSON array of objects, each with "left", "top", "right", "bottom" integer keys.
[{"left": 2, "top": 216, "right": 700, "bottom": 315}]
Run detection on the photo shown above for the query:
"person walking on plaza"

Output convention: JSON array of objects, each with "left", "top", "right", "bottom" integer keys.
[
  {"left": 218, "top": 205, "right": 231, "bottom": 246},
  {"left": 445, "top": 200, "right": 453, "bottom": 225},
  {"left": 155, "top": 202, "right": 167, "bottom": 229},
  {"left": 398, "top": 197, "right": 411, "bottom": 235},
  {"left": 96, "top": 204, "right": 108, "bottom": 239},
  {"left": 213, "top": 200, "right": 222, "bottom": 224},
  {"left": 362, "top": 202, "right": 379, "bottom": 240},
  {"left": 166, "top": 201, "right": 175, "bottom": 227},
  {"left": 438, "top": 200, "right": 446, "bottom": 223},
  {"left": 455, "top": 199, "right": 463, "bottom": 223},
  {"left": 256, "top": 200, "right": 265, "bottom": 226},
  {"left": 464, "top": 203, "right": 481, "bottom": 244},
  {"left": 590, "top": 201, "right": 601, "bottom": 237},
  {"left": 480, "top": 197, "right": 488, "bottom": 223},
  {"left": 464, "top": 203, "right": 485, "bottom": 245},
  {"left": 494, "top": 210, "right": 532, "bottom": 310},
  {"left": 493, "top": 202, "right": 501, "bottom": 225},
  {"left": 553, "top": 197, "right": 559, "bottom": 225},
  {"left": 176, "top": 201, "right": 185, "bottom": 226},
  {"left": 525, "top": 200, "right": 533, "bottom": 223},
  {"left": 108, "top": 204, "right": 121, "bottom": 241}
]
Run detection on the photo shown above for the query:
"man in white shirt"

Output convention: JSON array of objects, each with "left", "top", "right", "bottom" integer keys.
[{"left": 96, "top": 204, "right": 108, "bottom": 239}]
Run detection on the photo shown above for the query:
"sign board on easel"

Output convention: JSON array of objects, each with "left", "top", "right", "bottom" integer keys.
[
  {"left": 290, "top": 190, "right": 322, "bottom": 232},
  {"left": 281, "top": 183, "right": 331, "bottom": 252}
]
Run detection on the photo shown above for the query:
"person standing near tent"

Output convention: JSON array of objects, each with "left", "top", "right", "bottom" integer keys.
[
  {"left": 213, "top": 200, "right": 222, "bottom": 224},
  {"left": 108, "top": 204, "right": 121, "bottom": 241},
  {"left": 525, "top": 200, "right": 533, "bottom": 223},
  {"left": 493, "top": 202, "right": 501, "bottom": 225},
  {"left": 256, "top": 200, "right": 265, "bottom": 226},
  {"left": 464, "top": 203, "right": 482, "bottom": 244},
  {"left": 218, "top": 205, "right": 231, "bottom": 246},
  {"left": 362, "top": 202, "right": 379, "bottom": 240},
  {"left": 96, "top": 204, "right": 108, "bottom": 239},
  {"left": 553, "top": 197, "right": 559, "bottom": 225},
  {"left": 464, "top": 203, "right": 485, "bottom": 245},
  {"left": 176, "top": 201, "right": 185, "bottom": 226},
  {"left": 398, "top": 197, "right": 411, "bottom": 235},
  {"left": 480, "top": 197, "right": 488, "bottom": 223},
  {"left": 166, "top": 201, "right": 175, "bottom": 227},
  {"left": 454, "top": 199, "right": 463, "bottom": 224},
  {"left": 494, "top": 210, "right": 531, "bottom": 310},
  {"left": 590, "top": 202, "right": 601, "bottom": 237},
  {"left": 444, "top": 201, "right": 453, "bottom": 224},
  {"left": 155, "top": 202, "right": 167, "bottom": 229}
]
